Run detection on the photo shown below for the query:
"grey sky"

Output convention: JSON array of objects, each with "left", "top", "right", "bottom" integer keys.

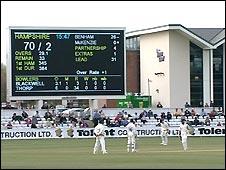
[{"left": 1, "top": 1, "right": 225, "bottom": 64}]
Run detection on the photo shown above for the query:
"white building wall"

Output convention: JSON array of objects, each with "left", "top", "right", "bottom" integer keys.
[
  {"left": 140, "top": 31, "right": 170, "bottom": 107},
  {"left": 169, "top": 30, "right": 190, "bottom": 108},
  {"left": 210, "top": 49, "right": 214, "bottom": 102},
  {"left": 203, "top": 49, "right": 211, "bottom": 106}
]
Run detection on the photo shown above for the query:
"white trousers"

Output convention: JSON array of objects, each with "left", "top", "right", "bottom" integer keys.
[
  {"left": 127, "top": 133, "right": 136, "bottom": 152},
  {"left": 93, "top": 136, "right": 107, "bottom": 153},
  {"left": 181, "top": 133, "right": 188, "bottom": 151},
  {"left": 161, "top": 130, "right": 168, "bottom": 145}
]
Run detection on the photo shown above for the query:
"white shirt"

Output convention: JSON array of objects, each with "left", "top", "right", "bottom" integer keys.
[
  {"left": 160, "top": 122, "right": 169, "bottom": 131},
  {"left": 94, "top": 123, "right": 105, "bottom": 136},
  {"left": 126, "top": 122, "right": 136, "bottom": 136},
  {"left": 179, "top": 123, "right": 189, "bottom": 135}
]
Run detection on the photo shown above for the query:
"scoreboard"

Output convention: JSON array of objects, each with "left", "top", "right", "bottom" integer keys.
[{"left": 9, "top": 27, "right": 126, "bottom": 99}]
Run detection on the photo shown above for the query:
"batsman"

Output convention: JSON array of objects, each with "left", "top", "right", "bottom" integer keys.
[
  {"left": 156, "top": 119, "right": 170, "bottom": 145},
  {"left": 126, "top": 119, "right": 137, "bottom": 152}
]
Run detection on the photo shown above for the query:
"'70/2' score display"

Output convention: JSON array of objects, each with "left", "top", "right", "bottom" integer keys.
[{"left": 9, "top": 27, "right": 126, "bottom": 98}]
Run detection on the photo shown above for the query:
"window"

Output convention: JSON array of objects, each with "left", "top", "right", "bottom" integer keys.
[
  {"left": 126, "top": 36, "right": 140, "bottom": 50},
  {"left": 213, "top": 44, "right": 223, "bottom": 107},
  {"left": 190, "top": 42, "right": 203, "bottom": 107}
]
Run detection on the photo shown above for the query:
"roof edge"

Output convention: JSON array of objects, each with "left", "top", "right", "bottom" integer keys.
[
  {"left": 169, "top": 25, "right": 214, "bottom": 48},
  {"left": 209, "top": 28, "right": 225, "bottom": 42},
  {"left": 126, "top": 24, "right": 225, "bottom": 48},
  {"left": 213, "top": 38, "right": 225, "bottom": 48}
]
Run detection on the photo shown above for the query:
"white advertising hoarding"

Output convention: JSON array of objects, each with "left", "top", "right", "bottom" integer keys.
[{"left": 1, "top": 126, "right": 225, "bottom": 140}]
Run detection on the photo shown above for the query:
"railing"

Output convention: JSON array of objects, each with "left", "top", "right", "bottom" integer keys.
[
  {"left": 1, "top": 114, "right": 225, "bottom": 130},
  {"left": 1, "top": 107, "right": 223, "bottom": 117}
]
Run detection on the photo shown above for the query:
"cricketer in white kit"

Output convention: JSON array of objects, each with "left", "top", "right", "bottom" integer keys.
[
  {"left": 126, "top": 119, "right": 137, "bottom": 152},
  {"left": 178, "top": 119, "right": 189, "bottom": 151},
  {"left": 93, "top": 119, "right": 107, "bottom": 154},
  {"left": 157, "top": 119, "right": 170, "bottom": 145}
]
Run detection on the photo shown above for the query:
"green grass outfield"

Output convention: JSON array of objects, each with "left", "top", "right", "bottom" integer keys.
[{"left": 1, "top": 136, "right": 225, "bottom": 169}]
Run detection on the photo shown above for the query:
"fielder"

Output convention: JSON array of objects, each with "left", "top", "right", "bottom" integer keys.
[
  {"left": 178, "top": 119, "right": 189, "bottom": 151},
  {"left": 156, "top": 119, "right": 169, "bottom": 145},
  {"left": 93, "top": 119, "right": 107, "bottom": 154},
  {"left": 126, "top": 119, "right": 137, "bottom": 152}
]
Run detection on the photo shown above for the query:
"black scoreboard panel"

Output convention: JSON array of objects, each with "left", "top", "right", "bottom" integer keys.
[{"left": 10, "top": 28, "right": 125, "bottom": 97}]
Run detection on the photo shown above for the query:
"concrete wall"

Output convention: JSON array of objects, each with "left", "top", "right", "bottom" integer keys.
[
  {"left": 140, "top": 30, "right": 190, "bottom": 108},
  {"left": 140, "top": 31, "right": 170, "bottom": 107},
  {"left": 203, "top": 49, "right": 211, "bottom": 106},
  {"left": 169, "top": 30, "right": 190, "bottom": 108}
]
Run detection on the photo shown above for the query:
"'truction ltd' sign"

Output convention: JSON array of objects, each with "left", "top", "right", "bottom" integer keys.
[{"left": 1, "top": 126, "right": 225, "bottom": 139}]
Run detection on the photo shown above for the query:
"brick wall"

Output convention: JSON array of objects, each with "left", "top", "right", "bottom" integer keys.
[{"left": 107, "top": 50, "right": 140, "bottom": 107}]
